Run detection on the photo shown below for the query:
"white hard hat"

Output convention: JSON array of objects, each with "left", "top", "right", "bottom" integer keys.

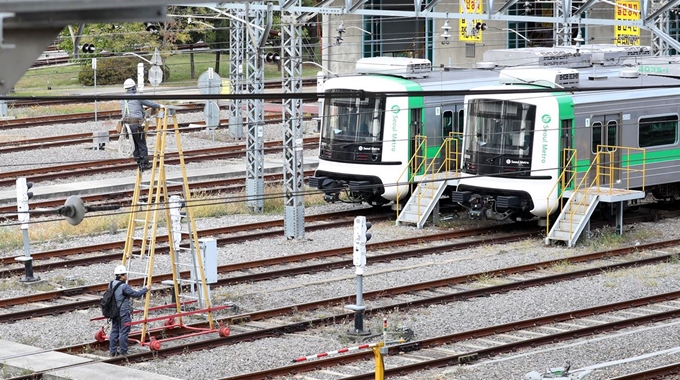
[
  {"left": 123, "top": 78, "right": 136, "bottom": 89},
  {"left": 114, "top": 265, "right": 128, "bottom": 275}
]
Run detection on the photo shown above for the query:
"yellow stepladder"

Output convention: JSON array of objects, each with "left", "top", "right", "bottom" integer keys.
[{"left": 95, "top": 106, "right": 231, "bottom": 351}]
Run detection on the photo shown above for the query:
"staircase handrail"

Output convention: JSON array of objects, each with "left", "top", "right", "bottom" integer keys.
[
  {"left": 409, "top": 136, "right": 459, "bottom": 220},
  {"left": 594, "top": 145, "right": 646, "bottom": 195},
  {"left": 395, "top": 135, "right": 427, "bottom": 218},
  {"left": 545, "top": 148, "right": 578, "bottom": 237}
]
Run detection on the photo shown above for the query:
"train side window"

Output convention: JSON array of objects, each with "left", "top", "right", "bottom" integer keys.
[
  {"left": 591, "top": 121, "right": 602, "bottom": 153},
  {"left": 442, "top": 110, "right": 453, "bottom": 138},
  {"left": 457, "top": 109, "right": 464, "bottom": 135},
  {"left": 606, "top": 120, "right": 617, "bottom": 152},
  {"left": 639, "top": 115, "right": 678, "bottom": 147}
]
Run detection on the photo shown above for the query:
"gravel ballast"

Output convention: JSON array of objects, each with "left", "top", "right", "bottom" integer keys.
[{"left": 2, "top": 114, "right": 680, "bottom": 379}]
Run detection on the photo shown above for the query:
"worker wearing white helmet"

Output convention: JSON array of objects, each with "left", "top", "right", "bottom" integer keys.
[
  {"left": 108, "top": 264, "right": 150, "bottom": 356},
  {"left": 120, "top": 78, "right": 162, "bottom": 171}
]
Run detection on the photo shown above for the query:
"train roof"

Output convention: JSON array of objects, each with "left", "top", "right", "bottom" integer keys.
[
  {"left": 469, "top": 66, "right": 680, "bottom": 104},
  {"left": 482, "top": 44, "right": 651, "bottom": 68}
]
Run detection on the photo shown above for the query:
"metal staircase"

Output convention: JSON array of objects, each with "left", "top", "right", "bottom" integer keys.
[
  {"left": 396, "top": 173, "right": 448, "bottom": 228},
  {"left": 545, "top": 146, "right": 647, "bottom": 247},
  {"left": 396, "top": 136, "right": 461, "bottom": 228},
  {"left": 545, "top": 191, "right": 600, "bottom": 247}
]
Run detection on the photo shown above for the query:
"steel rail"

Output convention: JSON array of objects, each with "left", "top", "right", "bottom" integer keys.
[
  {"left": 0, "top": 170, "right": 315, "bottom": 222},
  {"left": 0, "top": 104, "right": 203, "bottom": 129},
  {"left": 0, "top": 112, "right": 291, "bottom": 152},
  {"left": 38, "top": 252, "right": 680, "bottom": 379},
  {"left": 0, "top": 137, "right": 318, "bottom": 186},
  {"left": 9, "top": 295, "right": 680, "bottom": 380},
  {"left": 609, "top": 362, "right": 680, "bottom": 379},
  {"left": 38, "top": 236, "right": 680, "bottom": 352},
  {"left": 0, "top": 223, "right": 498, "bottom": 313}
]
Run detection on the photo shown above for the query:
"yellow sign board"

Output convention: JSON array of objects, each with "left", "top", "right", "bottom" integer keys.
[
  {"left": 459, "top": 0, "right": 483, "bottom": 42},
  {"left": 614, "top": 0, "right": 640, "bottom": 46}
]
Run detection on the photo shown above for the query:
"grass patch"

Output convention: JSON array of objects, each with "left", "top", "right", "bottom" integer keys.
[
  {"left": 13, "top": 53, "right": 321, "bottom": 95},
  {"left": 189, "top": 185, "right": 326, "bottom": 217},
  {"left": 13, "top": 65, "right": 84, "bottom": 93},
  {"left": 583, "top": 227, "right": 626, "bottom": 250},
  {"left": 548, "top": 259, "right": 573, "bottom": 273},
  {"left": 7, "top": 101, "right": 121, "bottom": 119},
  {"left": 0, "top": 213, "right": 127, "bottom": 250},
  {"left": 0, "top": 187, "right": 325, "bottom": 250}
]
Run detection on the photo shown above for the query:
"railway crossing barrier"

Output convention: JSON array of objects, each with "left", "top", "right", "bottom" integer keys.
[{"left": 292, "top": 318, "right": 406, "bottom": 380}]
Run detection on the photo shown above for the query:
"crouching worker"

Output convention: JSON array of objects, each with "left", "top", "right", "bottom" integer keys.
[
  {"left": 109, "top": 264, "right": 150, "bottom": 357},
  {"left": 120, "top": 78, "right": 162, "bottom": 171}
]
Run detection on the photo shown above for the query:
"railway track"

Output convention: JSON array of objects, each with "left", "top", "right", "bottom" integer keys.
[
  {"left": 0, "top": 170, "right": 315, "bottom": 222},
  {"left": 5, "top": 78, "right": 318, "bottom": 111},
  {"left": 5, "top": 237, "right": 680, "bottom": 379},
  {"left": 0, "top": 103, "right": 204, "bottom": 129},
  {"left": 0, "top": 112, "right": 295, "bottom": 153},
  {"left": 0, "top": 136, "right": 318, "bottom": 188}
]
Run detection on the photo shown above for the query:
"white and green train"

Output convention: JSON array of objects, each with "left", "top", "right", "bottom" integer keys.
[
  {"left": 309, "top": 49, "right": 659, "bottom": 208},
  {"left": 452, "top": 65, "right": 680, "bottom": 221},
  {"left": 310, "top": 56, "right": 500, "bottom": 205}
]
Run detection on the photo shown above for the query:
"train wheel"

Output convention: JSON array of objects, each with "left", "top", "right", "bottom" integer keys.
[
  {"left": 218, "top": 326, "right": 231, "bottom": 337},
  {"left": 95, "top": 329, "right": 106, "bottom": 342},
  {"left": 118, "top": 124, "right": 134, "bottom": 158}
]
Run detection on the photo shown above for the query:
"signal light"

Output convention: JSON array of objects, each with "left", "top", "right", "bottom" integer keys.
[
  {"left": 145, "top": 22, "right": 159, "bottom": 33},
  {"left": 16, "top": 178, "right": 34, "bottom": 226},
  {"left": 265, "top": 52, "right": 280, "bottom": 63},
  {"left": 353, "top": 216, "right": 372, "bottom": 263},
  {"left": 475, "top": 22, "right": 487, "bottom": 31},
  {"left": 81, "top": 44, "right": 96, "bottom": 53}
]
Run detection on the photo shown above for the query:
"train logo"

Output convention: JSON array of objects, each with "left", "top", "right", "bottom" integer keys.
[{"left": 542, "top": 114, "right": 551, "bottom": 123}]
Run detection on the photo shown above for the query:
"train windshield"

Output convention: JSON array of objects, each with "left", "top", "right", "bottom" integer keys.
[
  {"left": 319, "top": 90, "right": 385, "bottom": 162},
  {"left": 464, "top": 99, "right": 536, "bottom": 176}
]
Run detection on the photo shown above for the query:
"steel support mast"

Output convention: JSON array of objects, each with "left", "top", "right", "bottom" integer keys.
[
  {"left": 245, "top": 2, "right": 266, "bottom": 213},
  {"left": 555, "top": 0, "right": 572, "bottom": 46},
  {"left": 228, "top": 8, "right": 244, "bottom": 140},
  {"left": 281, "top": 0, "right": 305, "bottom": 239},
  {"left": 652, "top": 0, "right": 669, "bottom": 55}
]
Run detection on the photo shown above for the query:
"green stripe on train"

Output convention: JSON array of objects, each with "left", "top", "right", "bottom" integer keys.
[{"left": 624, "top": 148, "right": 680, "bottom": 166}]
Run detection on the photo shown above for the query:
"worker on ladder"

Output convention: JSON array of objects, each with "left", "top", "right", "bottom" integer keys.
[{"left": 121, "top": 78, "right": 162, "bottom": 171}]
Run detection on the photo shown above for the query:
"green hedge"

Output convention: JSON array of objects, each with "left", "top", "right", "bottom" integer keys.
[{"left": 78, "top": 56, "right": 171, "bottom": 87}]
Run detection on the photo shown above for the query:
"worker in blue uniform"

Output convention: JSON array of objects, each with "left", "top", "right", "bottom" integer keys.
[
  {"left": 109, "top": 264, "right": 150, "bottom": 356},
  {"left": 120, "top": 78, "right": 162, "bottom": 171}
]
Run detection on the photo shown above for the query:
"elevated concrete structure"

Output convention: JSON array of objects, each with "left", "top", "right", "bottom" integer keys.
[{"left": 0, "top": 339, "right": 181, "bottom": 380}]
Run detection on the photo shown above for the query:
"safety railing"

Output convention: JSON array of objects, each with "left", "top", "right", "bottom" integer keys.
[
  {"left": 545, "top": 148, "right": 577, "bottom": 237},
  {"left": 395, "top": 135, "right": 427, "bottom": 215},
  {"left": 594, "top": 145, "right": 646, "bottom": 195},
  {"left": 545, "top": 145, "right": 646, "bottom": 239},
  {"left": 408, "top": 135, "right": 461, "bottom": 220}
]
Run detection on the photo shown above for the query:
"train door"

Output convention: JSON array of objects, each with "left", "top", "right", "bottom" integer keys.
[
  {"left": 560, "top": 119, "right": 574, "bottom": 192},
  {"left": 441, "top": 107, "right": 464, "bottom": 170},
  {"left": 589, "top": 114, "right": 621, "bottom": 186},
  {"left": 411, "top": 108, "right": 424, "bottom": 175}
]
